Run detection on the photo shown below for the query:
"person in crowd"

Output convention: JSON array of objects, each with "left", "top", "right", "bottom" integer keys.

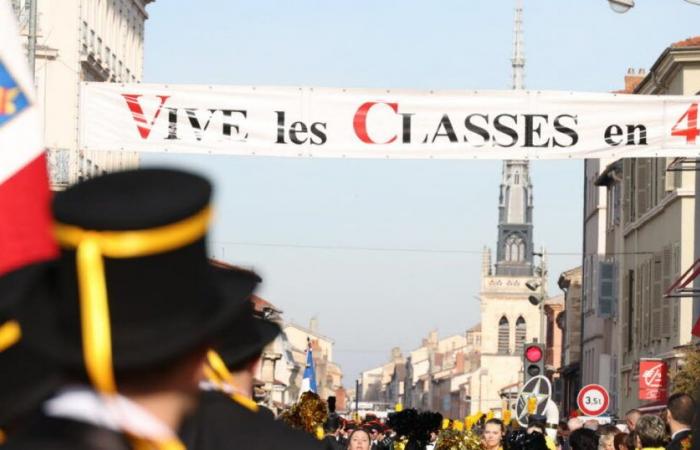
[
  {"left": 180, "top": 264, "right": 326, "bottom": 450},
  {"left": 528, "top": 415, "right": 556, "bottom": 450},
  {"left": 324, "top": 414, "right": 346, "bottom": 450},
  {"left": 348, "top": 428, "right": 372, "bottom": 450},
  {"left": 2, "top": 168, "right": 254, "bottom": 449},
  {"left": 557, "top": 420, "right": 571, "bottom": 450},
  {"left": 483, "top": 418, "right": 505, "bottom": 450},
  {"left": 569, "top": 419, "right": 585, "bottom": 433},
  {"left": 614, "top": 433, "right": 629, "bottom": 450},
  {"left": 424, "top": 430, "right": 438, "bottom": 450},
  {"left": 598, "top": 425, "right": 622, "bottom": 438},
  {"left": 0, "top": 267, "right": 62, "bottom": 438},
  {"left": 625, "top": 433, "right": 638, "bottom": 450},
  {"left": 635, "top": 415, "right": 669, "bottom": 450},
  {"left": 665, "top": 393, "right": 694, "bottom": 450},
  {"left": 626, "top": 410, "right": 642, "bottom": 433},
  {"left": 599, "top": 434, "right": 616, "bottom": 450},
  {"left": 584, "top": 420, "right": 600, "bottom": 432},
  {"left": 368, "top": 422, "right": 385, "bottom": 450},
  {"left": 379, "top": 424, "right": 394, "bottom": 450},
  {"left": 570, "top": 428, "right": 599, "bottom": 450}
]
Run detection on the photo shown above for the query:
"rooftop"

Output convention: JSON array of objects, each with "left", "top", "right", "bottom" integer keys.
[{"left": 672, "top": 36, "right": 700, "bottom": 48}]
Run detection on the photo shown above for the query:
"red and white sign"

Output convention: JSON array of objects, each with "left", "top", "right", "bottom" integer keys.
[
  {"left": 80, "top": 82, "right": 700, "bottom": 160},
  {"left": 639, "top": 359, "right": 668, "bottom": 402},
  {"left": 577, "top": 384, "right": 610, "bottom": 416}
]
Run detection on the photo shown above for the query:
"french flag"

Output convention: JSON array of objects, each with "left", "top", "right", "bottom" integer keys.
[
  {"left": 300, "top": 339, "right": 318, "bottom": 397},
  {"left": 0, "top": 1, "right": 57, "bottom": 278}
]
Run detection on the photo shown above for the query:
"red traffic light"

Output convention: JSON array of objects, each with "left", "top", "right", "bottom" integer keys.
[{"left": 525, "top": 345, "right": 543, "bottom": 363}]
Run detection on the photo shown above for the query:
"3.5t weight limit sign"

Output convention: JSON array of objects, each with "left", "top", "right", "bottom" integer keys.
[{"left": 577, "top": 384, "right": 610, "bottom": 416}]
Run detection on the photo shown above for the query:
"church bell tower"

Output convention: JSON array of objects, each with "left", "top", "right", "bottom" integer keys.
[{"left": 494, "top": 0, "right": 534, "bottom": 277}]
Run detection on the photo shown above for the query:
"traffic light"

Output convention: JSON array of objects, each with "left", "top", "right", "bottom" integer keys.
[{"left": 523, "top": 342, "right": 545, "bottom": 383}]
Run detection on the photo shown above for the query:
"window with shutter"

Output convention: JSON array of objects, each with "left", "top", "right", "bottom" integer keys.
[
  {"left": 672, "top": 243, "right": 681, "bottom": 336},
  {"left": 637, "top": 159, "right": 650, "bottom": 216},
  {"left": 622, "top": 271, "right": 630, "bottom": 353},
  {"left": 664, "top": 158, "right": 676, "bottom": 192},
  {"left": 662, "top": 246, "right": 672, "bottom": 337},
  {"left": 652, "top": 253, "right": 662, "bottom": 340},
  {"left": 498, "top": 316, "right": 510, "bottom": 355},
  {"left": 515, "top": 317, "right": 526, "bottom": 353},
  {"left": 599, "top": 261, "right": 615, "bottom": 318},
  {"left": 635, "top": 266, "right": 642, "bottom": 350},
  {"left": 645, "top": 260, "right": 653, "bottom": 346},
  {"left": 612, "top": 262, "right": 619, "bottom": 318},
  {"left": 657, "top": 158, "right": 666, "bottom": 203},
  {"left": 623, "top": 159, "right": 632, "bottom": 224},
  {"left": 640, "top": 260, "right": 650, "bottom": 347}
]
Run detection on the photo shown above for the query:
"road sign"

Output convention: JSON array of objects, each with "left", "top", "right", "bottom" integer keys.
[
  {"left": 515, "top": 375, "right": 551, "bottom": 426},
  {"left": 577, "top": 384, "right": 610, "bottom": 416}
]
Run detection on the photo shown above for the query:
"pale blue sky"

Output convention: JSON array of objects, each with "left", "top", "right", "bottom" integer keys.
[{"left": 140, "top": 0, "right": 700, "bottom": 385}]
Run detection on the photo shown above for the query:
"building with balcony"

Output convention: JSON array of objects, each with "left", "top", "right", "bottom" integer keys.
[{"left": 11, "top": 0, "right": 154, "bottom": 188}]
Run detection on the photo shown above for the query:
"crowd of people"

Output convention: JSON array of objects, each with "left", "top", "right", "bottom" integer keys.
[
  {"left": 305, "top": 390, "right": 696, "bottom": 450},
  {"left": 0, "top": 165, "right": 698, "bottom": 450}
]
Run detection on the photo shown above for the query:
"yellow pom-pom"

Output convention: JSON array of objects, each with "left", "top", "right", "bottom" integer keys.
[
  {"left": 442, "top": 418, "right": 450, "bottom": 429},
  {"left": 395, "top": 403, "right": 403, "bottom": 412},
  {"left": 503, "top": 409, "right": 512, "bottom": 424},
  {"left": 527, "top": 395, "right": 537, "bottom": 414}
]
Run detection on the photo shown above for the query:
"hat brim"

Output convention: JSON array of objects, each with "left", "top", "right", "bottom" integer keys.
[
  {"left": 217, "top": 318, "right": 281, "bottom": 368},
  {"left": 18, "top": 265, "right": 258, "bottom": 373}
]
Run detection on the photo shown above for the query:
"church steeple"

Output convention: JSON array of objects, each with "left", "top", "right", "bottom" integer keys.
[
  {"left": 495, "top": 0, "right": 534, "bottom": 277},
  {"left": 495, "top": 161, "right": 534, "bottom": 276}
]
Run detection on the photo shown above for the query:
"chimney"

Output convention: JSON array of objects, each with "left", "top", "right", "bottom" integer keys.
[
  {"left": 624, "top": 67, "right": 646, "bottom": 93},
  {"left": 455, "top": 351, "right": 465, "bottom": 373},
  {"left": 309, "top": 316, "right": 318, "bottom": 333}
]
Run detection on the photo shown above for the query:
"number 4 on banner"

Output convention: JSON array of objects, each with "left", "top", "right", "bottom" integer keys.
[{"left": 671, "top": 103, "right": 700, "bottom": 144}]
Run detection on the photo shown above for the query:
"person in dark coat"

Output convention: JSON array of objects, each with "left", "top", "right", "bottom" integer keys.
[
  {"left": 666, "top": 393, "right": 694, "bottom": 450},
  {"left": 180, "top": 264, "right": 327, "bottom": 450},
  {"left": 2, "top": 168, "right": 257, "bottom": 450},
  {"left": 0, "top": 264, "right": 62, "bottom": 439},
  {"left": 323, "top": 414, "right": 346, "bottom": 450}
]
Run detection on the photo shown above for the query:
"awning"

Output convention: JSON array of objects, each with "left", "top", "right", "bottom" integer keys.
[
  {"left": 637, "top": 400, "right": 667, "bottom": 413},
  {"left": 663, "top": 258, "right": 700, "bottom": 337}
]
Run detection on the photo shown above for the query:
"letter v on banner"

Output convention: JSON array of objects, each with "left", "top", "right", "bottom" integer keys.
[{"left": 121, "top": 94, "right": 170, "bottom": 139}]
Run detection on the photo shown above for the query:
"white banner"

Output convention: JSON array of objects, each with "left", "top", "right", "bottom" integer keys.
[{"left": 80, "top": 82, "right": 700, "bottom": 159}]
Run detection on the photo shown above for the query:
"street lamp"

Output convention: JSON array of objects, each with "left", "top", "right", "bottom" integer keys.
[
  {"left": 608, "top": 0, "right": 634, "bottom": 13},
  {"left": 608, "top": 0, "right": 700, "bottom": 13}
]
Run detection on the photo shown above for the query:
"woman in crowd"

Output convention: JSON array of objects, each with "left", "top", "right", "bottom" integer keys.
[
  {"left": 613, "top": 433, "right": 629, "bottom": 450},
  {"left": 483, "top": 418, "right": 505, "bottom": 450},
  {"left": 348, "top": 429, "right": 372, "bottom": 450},
  {"left": 599, "top": 434, "right": 615, "bottom": 450},
  {"left": 634, "top": 415, "right": 668, "bottom": 450}
]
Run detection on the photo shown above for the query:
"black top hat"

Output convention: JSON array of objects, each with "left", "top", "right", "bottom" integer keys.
[
  {"left": 19, "top": 168, "right": 257, "bottom": 381},
  {"left": 212, "top": 266, "right": 281, "bottom": 369}
]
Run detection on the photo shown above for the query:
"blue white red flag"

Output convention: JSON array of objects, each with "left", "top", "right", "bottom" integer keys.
[
  {"left": 0, "top": 1, "right": 57, "bottom": 276},
  {"left": 300, "top": 340, "right": 317, "bottom": 396}
]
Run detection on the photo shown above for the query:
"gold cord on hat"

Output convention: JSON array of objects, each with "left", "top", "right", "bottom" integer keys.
[
  {"left": 53, "top": 206, "right": 212, "bottom": 450},
  {"left": 0, "top": 320, "right": 21, "bottom": 352},
  {"left": 205, "top": 349, "right": 260, "bottom": 413},
  {"left": 53, "top": 206, "right": 212, "bottom": 394}
]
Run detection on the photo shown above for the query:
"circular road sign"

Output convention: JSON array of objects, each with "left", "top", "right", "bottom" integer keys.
[
  {"left": 515, "top": 375, "right": 552, "bottom": 426},
  {"left": 577, "top": 384, "right": 610, "bottom": 416}
]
